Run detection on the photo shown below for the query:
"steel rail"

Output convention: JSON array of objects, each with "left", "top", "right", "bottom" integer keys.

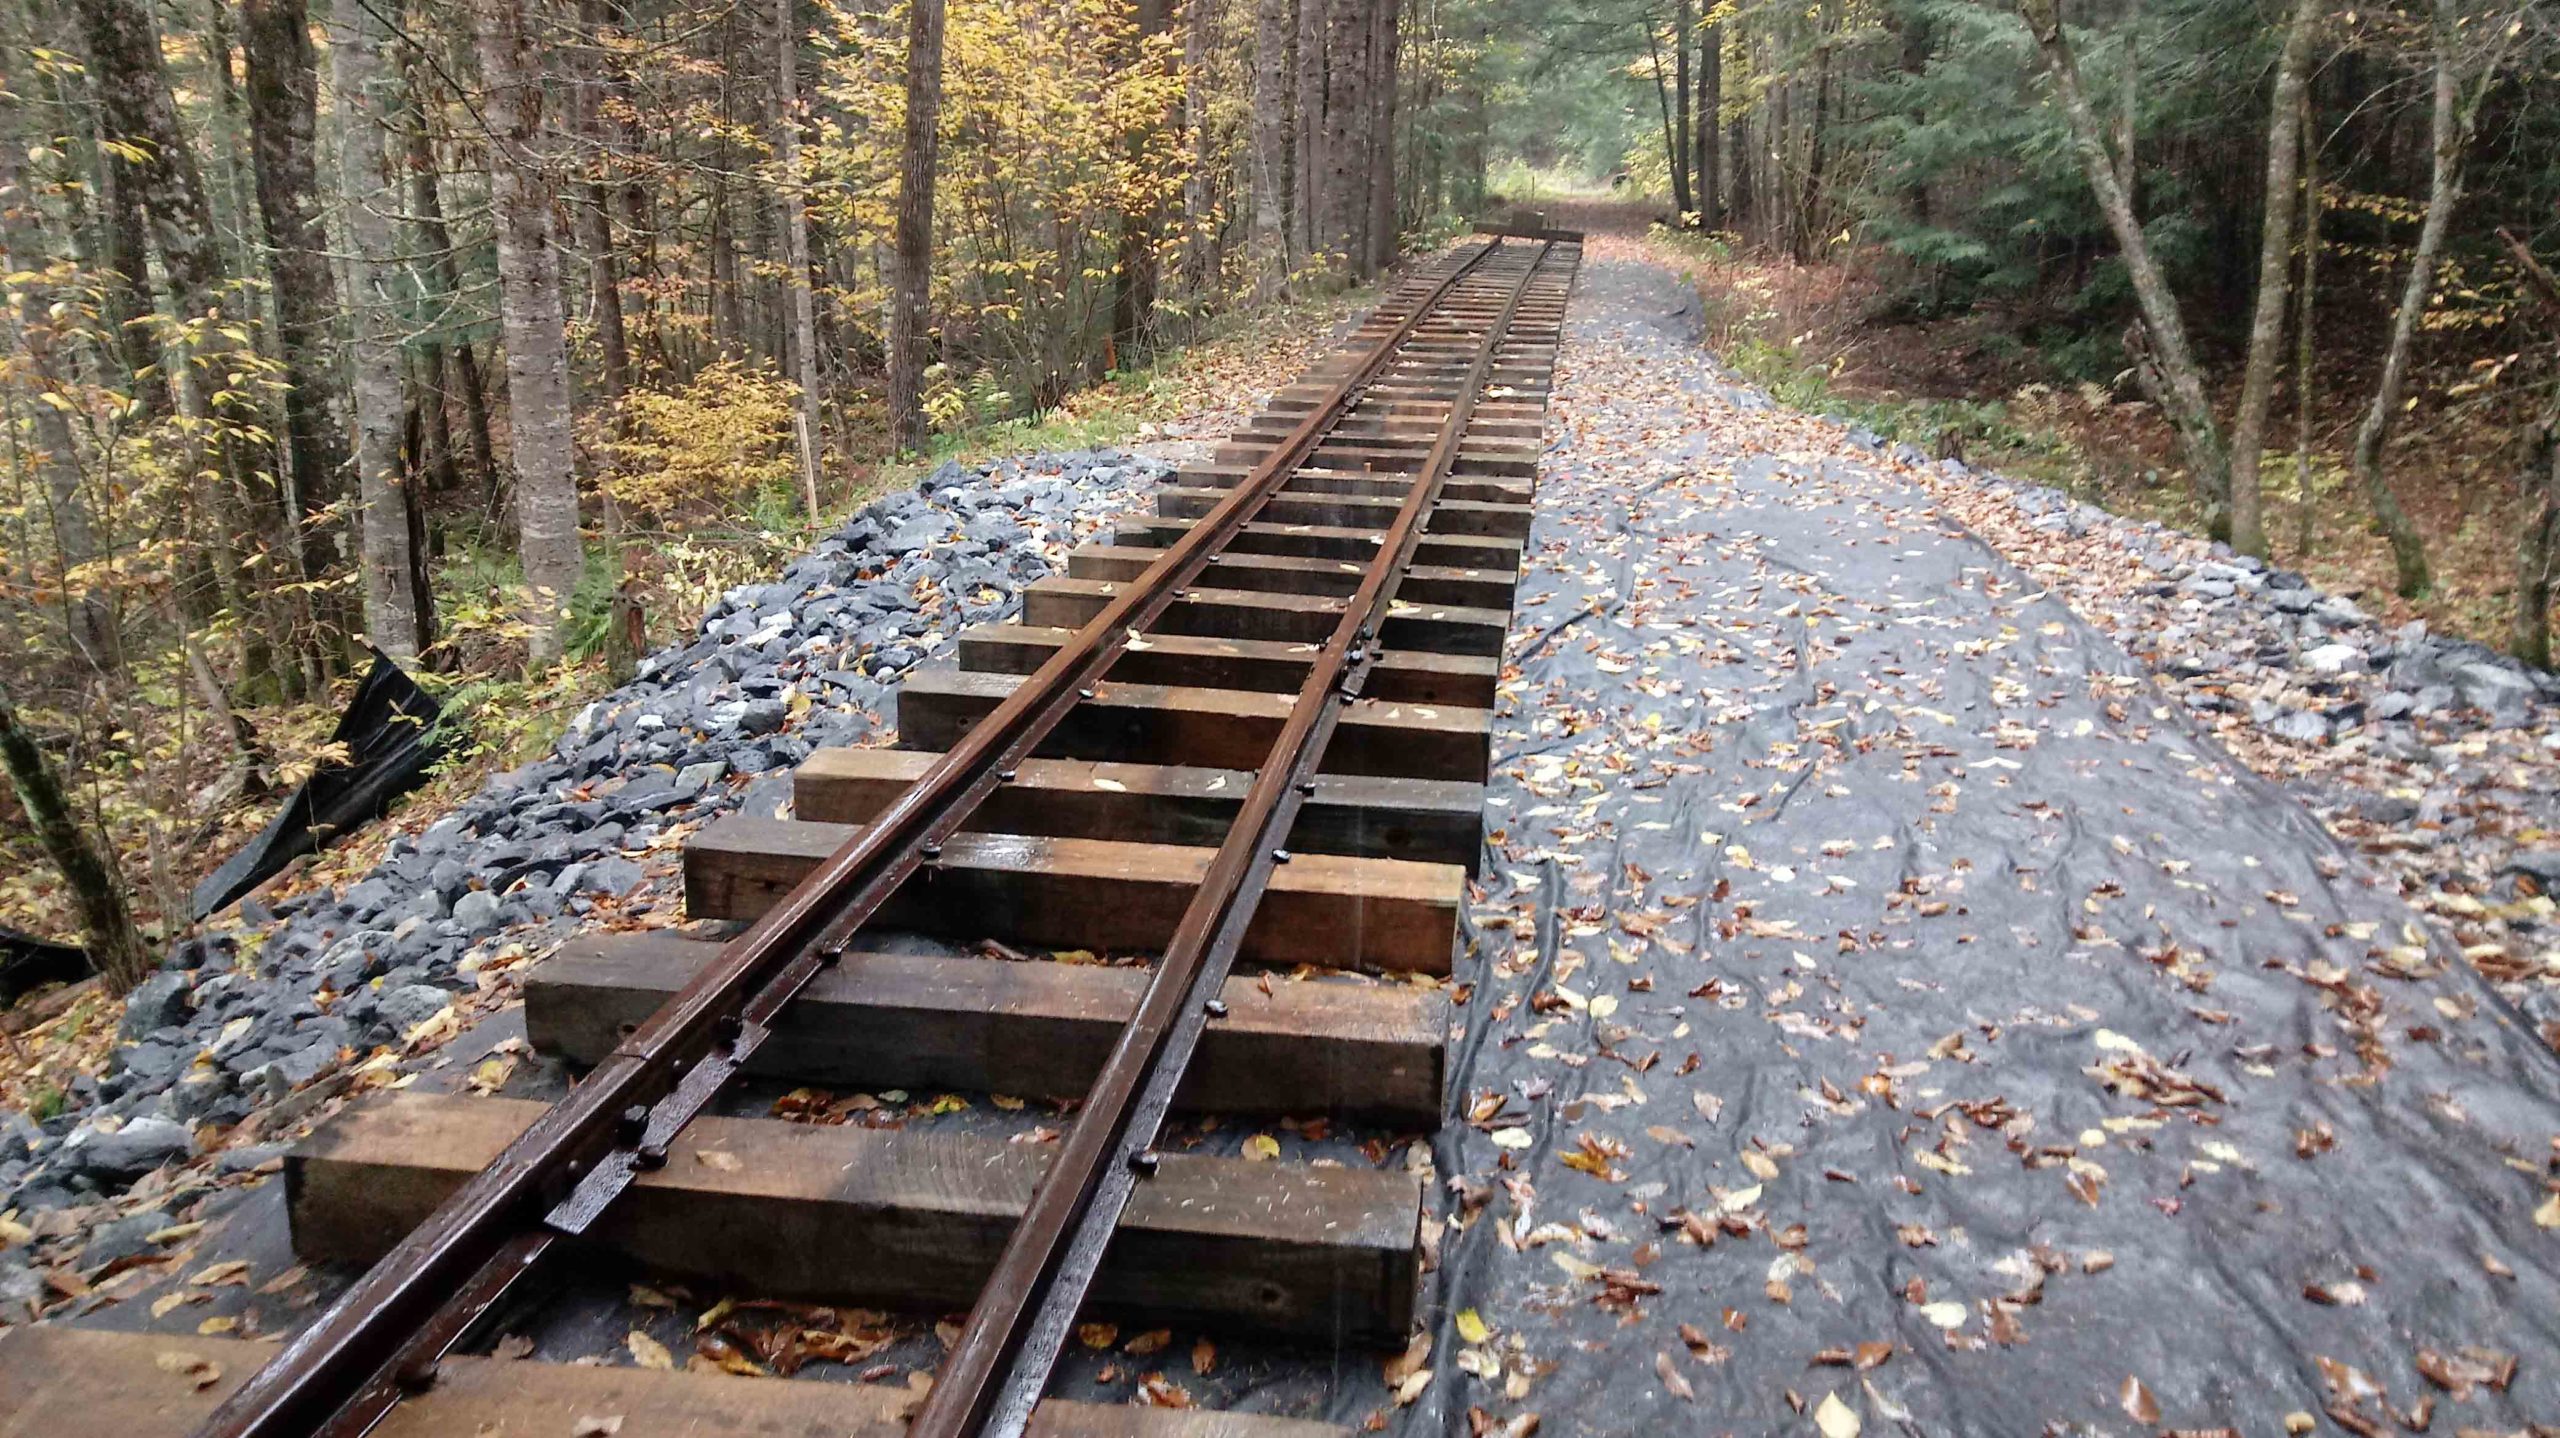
[
  {"left": 911, "top": 237, "right": 1561, "bottom": 1438},
  {"left": 189, "top": 237, "right": 1514, "bottom": 1438}
]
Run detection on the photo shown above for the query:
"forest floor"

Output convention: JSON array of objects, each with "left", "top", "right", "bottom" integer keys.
[
  {"left": 1638, "top": 215, "right": 2542, "bottom": 655},
  {"left": 1419, "top": 206, "right": 2560, "bottom": 1435}
]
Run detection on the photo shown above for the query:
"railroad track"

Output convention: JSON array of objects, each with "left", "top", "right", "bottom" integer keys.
[{"left": 3, "top": 230, "right": 1580, "bottom": 1438}]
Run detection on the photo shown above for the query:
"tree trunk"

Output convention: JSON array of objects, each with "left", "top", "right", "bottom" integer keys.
[
  {"left": 2020, "top": 0, "right": 2232, "bottom": 539},
  {"left": 887, "top": 0, "right": 944, "bottom": 452},
  {"left": 334, "top": 0, "right": 423, "bottom": 660},
  {"left": 79, "top": 0, "right": 296, "bottom": 690},
  {"left": 1113, "top": 0, "right": 1172, "bottom": 362},
  {"left": 97, "top": 157, "right": 170, "bottom": 416},
  {"left": 0, "top": 681, "right": 153, "bottom": 993},
  {"left": 2293, "top": 83, "right": 2321, "bottom": 557},
  {"left": 1248, "top": 0, "right": 1292, "bottom": 300},
  {"left": 1318, "top": 0, "right": 1365, "bottom": 271},
  {"left": 579, "top": 0, "right": 633, "bottom": 415},
  {"left": 2346, "top": 0, "right": 2488, "bottom": 600},
  {"left": 240, "top": 0, "right": 350, "bottom": 602},
  {"left": 1697, "top": 20, "right": 1719, "bottom": 228},
  {"left": 2223, "top": 0, "right": 2320, "bottom": 560},
  {"left": 1644, "top": 17, "right": 1685, "bottom": 220},
  {"left": 75, "top": 0, "right": 243, "bottom": 404},
  {"left": 0, "top": 116, "right": 116, "bottom": 669},
  {"left": 405, "top": 63, "right": 494, "bottom": 501},
  {"left": 1452, "top": 14, "right": 1485, "bottom": 217},
  {"left": 768, "top": 0, "right": 823, "bottom": 508},
  {"left": 2503, "top": 230, "right": 2560, "bottom": 664},
  {"left": 2513, "top": 397, "right": 2560, "bottom": 668},
  {"left": 1364, "top": 0, "right": 1397, "bottom": 275},
  {"left": 1294, "top": 0, "right": 1324, "bottom": 262},
  {"left": 1672, "top": 0, "right": 1692, "bottom": 220},
  {"left": 472, "top": 0, "right": 585, "bottom": 664}
]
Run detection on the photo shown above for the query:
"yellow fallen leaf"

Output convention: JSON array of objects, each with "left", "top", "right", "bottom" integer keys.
[
  {"left": 1815, "top": 1391, "right": 1860, "bottom": 1438},
  {"left": 1455, "top": 1308, "right": 1490, "bottom": 1344},
  {"left": 1490, "top": 1127, "right": 1532, "bottom": 1149},
  {"left": 2535, "top": 1192, "right": 2560, "bottom": 1229},
  {"left": 1243, "top": 1134, "right": 1281, "bottom": 1162},
  {"left": 625, "top": 1331, "right": 675, "bottom": 1370},
  {"left": 154, "top": 1349, "right": 223, "bottom": 1390},
  {"left": 1742, "top": 1151, "right": 1780, "bottom": 1181},
  {"left": 188, "top": 1261, "right": 251, "bottom": 1287}
]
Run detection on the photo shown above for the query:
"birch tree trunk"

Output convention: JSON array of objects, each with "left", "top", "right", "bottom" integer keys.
[
  {"left": 2223, "top": 0, "right": 2320, "bottom": 560},
  {"left": 334, "top": 0, "right": 422, "bottom": 660},
  {"left": 1248, "top": 0, "right": 1292, "bottom": 300},
  {"left": 0, "top": 680, "right": 153, "bottom": 993},
  {"left": 887, "top": 0, "right": 945, "bottom": 453},
  {"left": 472, "top": 0, "right": 585, "bottom": 663},
  {"left": 2020, "top": 0, "right": 2232, "bottom": 539}
]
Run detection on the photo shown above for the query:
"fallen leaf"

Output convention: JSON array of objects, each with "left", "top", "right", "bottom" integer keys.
[
  {"left": 1655, "top": 1350, "right": 1694, "bottom": 1401},
  {"left": 2119, "top": 1374, "right": 2161, "bottom": 1424},
  {"left": 1455, "top": 1308, "right": 1491, "bottom": 1345},
  {"left": 154, "top": 1349, "right": 223, "bottom": 1390},
  {"left": 1814, "top": 1391, "right": 1860, "bottom": 1438},
  {"left": 626, "top": 1331, "right": 675, "bottom": 1370}
]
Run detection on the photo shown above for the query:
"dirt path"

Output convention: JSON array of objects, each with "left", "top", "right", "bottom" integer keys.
[{"left": 1420, "top": 237, "right": 2560, "bottom": 1435}]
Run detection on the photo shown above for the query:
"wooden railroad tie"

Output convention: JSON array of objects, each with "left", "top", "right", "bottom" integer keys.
[
  {"left": 0, "top": 1329, "right": 1341, "bottom": 1438},
  {"left": 525, "top": 932, "right": 1448, "bottom": 1119},
  {"left": 287, "top": 1093, "right": 1421, "bottom": 1340},
  {"left": 237, "top": 237, "right": 1580, "bottom": 1438}
]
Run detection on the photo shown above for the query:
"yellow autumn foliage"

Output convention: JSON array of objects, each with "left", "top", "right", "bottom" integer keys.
[{"left": 813, "top": 0, "right": 1192, "bottom": 412}]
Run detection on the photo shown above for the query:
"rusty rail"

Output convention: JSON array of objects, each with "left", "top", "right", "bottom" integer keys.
[
  {"left": 189, "top": 237, "right": 1523, "bottom": 1438},
  {"left": 913, "top": 237, "right": 1559, "bottom": 1438}
]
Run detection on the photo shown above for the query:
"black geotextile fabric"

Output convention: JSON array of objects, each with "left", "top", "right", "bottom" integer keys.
[
  {"left": 1397, "top": 257, "right": 2560, "bottom": 1437},
  {"left": 0, "top": 925, "right": 90, "bottom": 1004},
  {"left": 191, "top": 650, "right": 447, "bottom": 921}
]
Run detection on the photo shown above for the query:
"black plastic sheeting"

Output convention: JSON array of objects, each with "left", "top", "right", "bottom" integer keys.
[
  {"left": 0, "top": 925, "right": 90, "bottom": 1005},
  {"left": 1405, "top": 256, "right": 2560, "bottom": 1436},
  {"left": 191, "top": 650, "right": 446, "bottom": 921}
]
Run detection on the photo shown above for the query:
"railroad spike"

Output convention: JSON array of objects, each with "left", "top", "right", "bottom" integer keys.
[{"left": 1127, "top": 1148, "right": 1162, "bottom": 1177}]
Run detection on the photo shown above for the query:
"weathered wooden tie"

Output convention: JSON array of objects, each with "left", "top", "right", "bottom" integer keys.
[
  {"left": 525, "top": 931, "right": 1448, "bottom": 1118},
  {"left": 684, "top": 816, "right": 1462, "bottom": 973},
  {"left": 0, "top": 1329, "right": 1342, "bottom": 1438},
  {"left": 286, "top": 1095, "right": 1421, "bottom": 1341}
]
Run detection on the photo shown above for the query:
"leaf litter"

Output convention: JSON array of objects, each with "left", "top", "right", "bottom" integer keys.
[{"left": 1417, "top": 216, "right": 2560, "bottom": 1435}]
